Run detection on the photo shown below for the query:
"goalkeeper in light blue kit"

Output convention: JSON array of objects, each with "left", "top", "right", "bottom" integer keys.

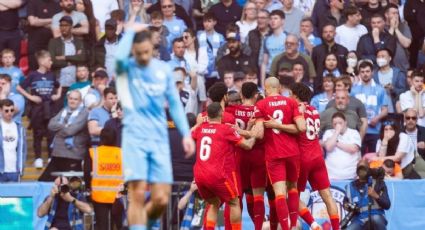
[{"left": 115, "top": 23, "right": 195, "bottom": 230}]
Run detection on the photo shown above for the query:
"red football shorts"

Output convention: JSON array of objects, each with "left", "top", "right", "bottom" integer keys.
[
  {"left": 297, "top": 156, "right": 331, "bottom": 192},
  {"left": 195, "top": 175, "right": 239, "bottom": 203},
  {"left": 240, "top": 148, "right": 267, "bottom": 190},
  {"left": 266, "top": 155, "right": 300, "bottom": 185}
]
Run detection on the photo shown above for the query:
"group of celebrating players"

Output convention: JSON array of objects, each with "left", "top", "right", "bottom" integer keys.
[{"left": 191, "top": 78, "right": 340, "bottom": 230}]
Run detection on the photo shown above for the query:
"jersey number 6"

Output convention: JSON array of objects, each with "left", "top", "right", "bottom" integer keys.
[{"left": 200, "top": 136, "right": 212, "bottom": 161}]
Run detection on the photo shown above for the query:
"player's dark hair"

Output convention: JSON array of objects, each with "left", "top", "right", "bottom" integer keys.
[
  {"left": 270, "top": 10, "right": 285, "bottom": 19},
  {"left": 0, "top": 99, "right": 14, "bottom": 108},
  {"left": 208, "top": 82, "right": 228, "bottom": 102},
  {"left": 186, "top": 113, "right": 197, "bottom": 128},
  {"left": 148, "top": 25, "right": 161, "bottom": 33},
  {"left": 100, "top": 127, "right": 117, "bottom": 146},
  {"left": 383, "top": 159, "right": 395, "bottom": 168},
  {"left": 133, "top": 31, "right": 152, "bottom": 44},
  {"left": 279, "top": 76, "right": 295, "bottom": 88},
  {"left": 332, "top": 111, "right": 346, "bottom": 121},
  {"left": 358, "top": 60, "right": 373, "bottom": 71},
  {"left": 207, "top": 102, "right": 223, "bottom": 119},
  {"left": 241, "top": 82, "right": 258, "bottom": 99},
  {"left": 290, "top": 83, "right": 312, "bottom": 102},
  {"left": 103, "top": 87, "right": 117, "bottom": 98},
  {"left": 0, "top": 73, "right": 12, "bottom": 82}
]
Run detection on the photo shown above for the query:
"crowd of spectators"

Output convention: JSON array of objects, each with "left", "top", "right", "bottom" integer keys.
[{"left": 0, "top": 0, "right": 425, "bottom": 228}]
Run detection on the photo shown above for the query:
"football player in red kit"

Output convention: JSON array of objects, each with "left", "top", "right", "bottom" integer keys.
[
  {"left": 192, "top": 102, "right": 255, "bottom": 230},
  {"left": 290, "top": 83, "right": 340, "bottom": 230},
  {"left": 254, "top": 77, "right": 306, "bottom": 230},
  {"left": 226, "top": 82, "right": 267, "bottom": 230}
]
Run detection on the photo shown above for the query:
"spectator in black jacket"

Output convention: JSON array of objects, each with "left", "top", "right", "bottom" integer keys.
[
  {"left": 94, "top": 19, "right": 121, "bottom": 82},
  {"left": 209, "top": 0, "right": 242, "bottom": 35},
  {"left": 312, "top": 23, "right": 348, "bottom": 92},
  {"left": 404, "top": 0, "right": 425, "bottom": 68},
  {"left": 357, "top": 14, "right": 396, "bottom": 64},
  {"left": 359, "top": 0, "right": 385, "bottom": 31},
  {"left": 246, "top": 9, "right": 270, "bottom": 83},
  {"left": 147, "top": 0, "right": 193, "bottom": 29}
]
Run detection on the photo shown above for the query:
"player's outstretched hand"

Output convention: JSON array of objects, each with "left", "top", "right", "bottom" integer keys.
[
  {"left": 125, "top": 21, "right": 148, "bottom": 33},
  {"left": 182, "top": 136, "right": 195, "bottom": 158}
]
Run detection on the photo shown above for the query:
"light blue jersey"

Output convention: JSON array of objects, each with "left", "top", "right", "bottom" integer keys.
[
  {"left": 311, "top": 92, "right": 333, "bottom": 113},
  {"left": 163, "top": 16, "right": 187, "bottom": 53},
  {"left": 0, "top": 66, "right": 25, "bottom": 93},
  {"left": 116, "top": 30, "right": 190, "bottom": 182},
  {"left": 197, "top": 30, "right": 224, "bottom": 78},
  {"left": 264, "top": 32, "right": 287, "bottom": 73},
  {"left": 299, "top": 35, "right": 321, "bottom": 55},
  {"left": 351, "top": 80, "right": 389, "bottom": 135}
]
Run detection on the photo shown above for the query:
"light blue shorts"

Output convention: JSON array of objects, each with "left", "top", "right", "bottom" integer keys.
[{"left": 122, "top": 133, "right": 173, "bottom": 184}]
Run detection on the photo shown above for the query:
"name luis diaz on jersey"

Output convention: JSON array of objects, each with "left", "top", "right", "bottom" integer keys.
[{"left": 235, "top": 110, "right": 254, "bottom": 117}]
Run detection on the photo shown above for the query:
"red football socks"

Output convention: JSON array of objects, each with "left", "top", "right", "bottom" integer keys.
[
  {"left": 253, "top": 195, "right": 265, "bottom": 230},
  {"left": 299, "top": 207, "right": 314, "bottom": 226},
  {"left": 224, "top": 203, "right": 231, "bottom": 230},
  {"left": 330, "top": 214, "right": 340, "bottom": 230},
  {"left": 275, "top": 195, "right": 289, "bottom": 230},
  {"left": 268, "top": 199, "right": 278, "bottom": 230},
  {"left": 231, "top": 222, "right": 242, "bottom": 230},
  {"left": 287, "top": 189, "right": 299, "bottom": 228}
]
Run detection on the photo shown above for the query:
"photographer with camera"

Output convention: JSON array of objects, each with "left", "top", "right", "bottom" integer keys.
[
  {"left": 37, "top": 176, "right": 92, "bottom": 230},
  {"left": 342, "top": 160, "right": 391, "bottom": 230}
]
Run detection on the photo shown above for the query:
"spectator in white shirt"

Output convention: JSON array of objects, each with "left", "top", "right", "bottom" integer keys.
[
  {"left": 335, "top": 5, "right": 368, "bottom": 52},
  {"left": 236, "top": 2, "right": 258, "bottom": 43},
  {"left": 174, "top": 67, "right": 198, "bottom": 115},
  {"left": 398, "top": 70, "right": 425, "bottom": 126},
  {"left": 323, "top": 112, "right": 362, "bottom": 180}
]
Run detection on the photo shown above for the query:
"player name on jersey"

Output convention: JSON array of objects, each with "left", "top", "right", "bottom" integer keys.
[
  {"left": 269, "top": 100, "right": 287, "bottom": 107},
  {"left": 201, "top": 128, "right": 217, "bottom": 134}
]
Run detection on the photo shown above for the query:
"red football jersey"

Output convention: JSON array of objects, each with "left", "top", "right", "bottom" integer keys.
[
  {"left": 297, "top": 103, "right": 323, "bottom": 162},
  {"left": 254, "top": 95, "right": 302, "bottom": 160},
  {"left": 192, "top": 123, "right": 243, "bottom": 179},
  {"left": 200, "top": 111, "right": 236, "bottom": 124}
]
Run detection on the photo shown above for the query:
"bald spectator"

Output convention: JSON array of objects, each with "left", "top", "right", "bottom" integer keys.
[
  {"left": 320, "top": 90, "right": 362, "bottom": 135},
  {"left": 51, "top": 0, "right": 89, "bottom": 38}
]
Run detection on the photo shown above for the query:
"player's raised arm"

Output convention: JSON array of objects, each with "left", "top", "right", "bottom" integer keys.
[
  {"left": 238, "top": 137, "right": 256, "bottom": 150},
  {"left": 264, "top": 115, "right": 300, "bottom": 134}
]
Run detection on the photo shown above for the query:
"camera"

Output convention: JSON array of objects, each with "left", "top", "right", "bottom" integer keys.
[
  {"left": 58, "top": 176, "right": 83, "bottom": 194},
  {"left": 340, "top": 202, "right": 360, "bottom": 228}
]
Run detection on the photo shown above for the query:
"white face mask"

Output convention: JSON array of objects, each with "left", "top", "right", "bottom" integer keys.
[
  {"left": 347, "top": 58, "right": 357, "bottom": 68},
  {"left": 376, "top": 58, "right": 388, "bottom": 67}
]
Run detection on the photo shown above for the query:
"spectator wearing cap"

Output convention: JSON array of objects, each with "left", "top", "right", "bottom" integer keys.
[
  {"left": 94, "top": 19, "right": 121, "bottom": 82},
  {"left": 197, "top": 12, "right": 225, "bottom": 90},
  {"left": 261, "top": 10, "right": 287, "bottom": 87},
  {"left": 90, "top": 0, "right": 119, "bottom": 33},
  {"left": 357, "top": 14, "right": 396, "bottom": 64},
  {"left": 208, "top": 0, "right": 243, "bottom": 35},
  {"left": 0, "top": 99, "right": 26, "bottom": 182},
  {"left": 0, "top": 0, "right": 23, "bottom": 66},
  {"left": 372, "top": 48, "right": 408, "bottom": 113},
  {"left": 160, "top": 0, "right": 188, "bottom": 53},
  {"left": 147, "top": 0, "right": 194, "bottom": 29},
  {"left": 0, "top": 74, "right": 25, "bottom": 125},
  {"left": 51, "top": 0, "right": 89, "bottom": 38},
  {"left": 216, "top": 30, "right": 255, "bottom": 79},
  {"left": 384, "top": 4, "right": 411, "bottom": 72},
  {"left": 84, "top": 69, "right": 109, "bottom": 110},
  {"left": 38, "top": 90, "right": 89, "bottom": 182},
  {"left": 269, "top": 34, "right": 316, "bottom": 85},
  {"left": 48, "top": 15, "right": 86, "bottom": 114},
  {"left": 27, "top": 0, "right": 61, "bottom": 70},
  {"left": 216, "top": 23, "right": 251, "bottom": 65},
  {"left": 173, "top": 67, "right": 198, "bottom": 114}
]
